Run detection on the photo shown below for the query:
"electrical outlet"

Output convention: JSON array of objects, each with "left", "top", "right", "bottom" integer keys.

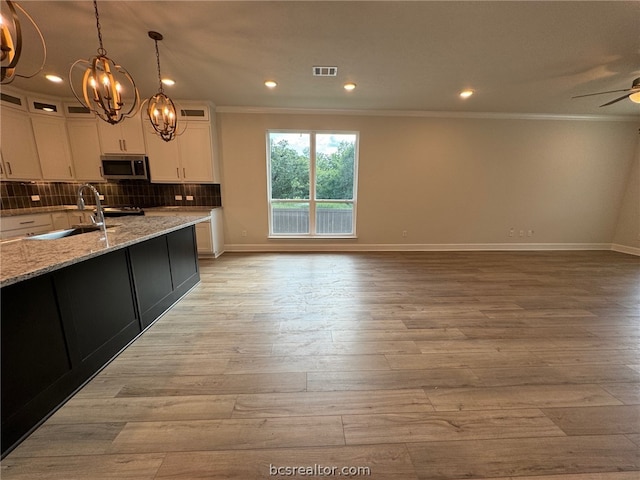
[
  {"left": 175, "top": 195, "right": 183, "bottom": 201},
  {"left": 241, "top": 230, "right": 247, "bottom": 237},
  {"left": 519, "top": 230, "right": 524, "bottom": 237},
  {"left": 402, "top": 230, "right": 408, "bottom": 237},
  {"left": 31, "top": 195, "right": 40, "bottom": 201},
  {"left": 509, "top": 228, "right": 514, "bottom": 237},
  {"left": 527, "top": 229, "right": 534, "bottom": 237},
  {"left": 186, "top": 195, "right": 194, "bottom": 201}
]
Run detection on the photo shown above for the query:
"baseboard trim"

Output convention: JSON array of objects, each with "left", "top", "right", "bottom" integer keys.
[
  {"left": 611, "top": 244, "right": 640, "bottom": 256},
  {"left": 225, "top": 242, "right": 613, "bottom": 253}
]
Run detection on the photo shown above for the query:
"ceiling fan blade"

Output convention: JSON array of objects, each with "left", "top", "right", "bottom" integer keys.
[
  {"left": 572, "top": 88, "right": 631, "bottom": 99},
  {"left": 599, "top": 92, "right": 633, "bottom": 107}
]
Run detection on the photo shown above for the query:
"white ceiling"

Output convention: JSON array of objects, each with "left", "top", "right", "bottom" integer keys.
[{"left": 6, "top": 0, "right": 640, "bottom": 117}]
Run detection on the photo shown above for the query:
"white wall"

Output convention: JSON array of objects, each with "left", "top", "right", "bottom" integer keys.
[
  {"left": 613, "top": 134, "right": 640, "bottom": 255},
  {"left": 217, "top": 111, "right": 639, "bottom": 252}
]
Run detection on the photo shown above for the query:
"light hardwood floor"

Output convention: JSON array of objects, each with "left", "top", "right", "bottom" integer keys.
[{"left": 2, "top": 251, "right": 639, "bottom": 479}]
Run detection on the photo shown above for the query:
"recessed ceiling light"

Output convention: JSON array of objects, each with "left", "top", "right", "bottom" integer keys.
[
  {"left": 459, "top": 89, "right": 474, "bottom": 99},
  {"left": 161, "top": 78, "right": 175, "bottom": 86},
  {"left": 344, "top": 82, "right": 356, "bottom": 91},
  {"left": 265, "top": 80, "right": 277, "bottom": 88},
  {"left": 45, "top": 74, "right": 63, "bottom": 83}
]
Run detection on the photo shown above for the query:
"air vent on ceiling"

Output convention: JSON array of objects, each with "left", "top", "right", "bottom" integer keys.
[{"left": 313, "top": 66, "right": 338, "bottom": 77}]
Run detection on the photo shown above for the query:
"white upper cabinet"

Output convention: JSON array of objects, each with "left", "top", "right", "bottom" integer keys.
[
  {"left": 179, "top": 122, "right": 215, "bottom": 182},
  {"left": 97, "top": 111, "right": 146, "bottom": 154},
  {"left": 144, "top": 103, "right": 218, "bottom": 184},
  {"left": 67, "top": 119, "right": 104, "bottom": 181},
  {"left": 0, "top": 107, "right": 42, "bottom": 180},
  {"left": 31, "top": 115, "right": 75, "bottom": 181}
]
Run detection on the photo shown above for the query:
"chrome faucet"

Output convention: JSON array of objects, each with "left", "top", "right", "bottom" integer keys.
[{"left": 77, "top": 183, "right": 106, "bottom": 233}]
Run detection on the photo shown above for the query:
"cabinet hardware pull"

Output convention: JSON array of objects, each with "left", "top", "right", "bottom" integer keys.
[
  {"left": 123, "top": 139, "right": 127, "bottom": 151},
  {"left": 6, "top": 162, "right": 12, "bottom": 174},
  {"left": 0, "top": 163, "right": 3, "bottom": 175},
  {"left": 183, "top": 168, "right": 186, "bottom": 178},
  {"left": 176, "top": 167, "right": 180, "bottom": 178},
  {"left": 19, "top": 220, "right": 35, "bottom": 225},
  {"left": 119, "top": 139, "right": 123, "bottom": 151},
  {"left": 68, "top": 166, "right": 73, "bottom": 176},
  {"left": 99, "top": 166, "right": 103, "bottom": 176}
]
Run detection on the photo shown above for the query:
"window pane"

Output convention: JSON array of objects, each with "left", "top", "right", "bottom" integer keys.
[
  {"left": 269, "top": 133, "right": 310, "bottom": 200},
  {"left": 316, "top": 202, "right": 353, "bottom": 235},
  {"left": 315, "top": 133, "right": 356, "bottom": 200},
  {"left": 272, "top": 202, "right": 310, "bottom": 234}
]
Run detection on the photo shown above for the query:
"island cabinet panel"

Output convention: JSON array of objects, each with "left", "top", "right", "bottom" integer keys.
[
  {"left": 129, "top": 235, "right": 175, "bottom": 328},
  {"left": 1, "top": 275, "right": 73, "bottom": 450},
  {"left": 130, "top": 226, "right": 199, "bottom": 328},
  {"left": 54, "top": 249, "right": 141, "bottom": 371},
  {"left": 167, "top": 225, "right": 200, "bottom": 291}
]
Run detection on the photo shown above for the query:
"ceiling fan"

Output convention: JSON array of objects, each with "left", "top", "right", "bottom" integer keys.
[{"left": 572, "top": 77, "right": 640, "bottom": 107}]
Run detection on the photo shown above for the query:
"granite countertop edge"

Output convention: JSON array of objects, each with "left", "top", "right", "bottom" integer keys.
[{"left": 0, "top": 215, "right": 210, "bottom": 288}]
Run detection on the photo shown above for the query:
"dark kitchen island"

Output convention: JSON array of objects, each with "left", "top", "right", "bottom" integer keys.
[{"left": 0, "top": 215, "right": 209, "bottom": 456}]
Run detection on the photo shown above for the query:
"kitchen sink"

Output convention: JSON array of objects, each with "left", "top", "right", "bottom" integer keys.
[{"left": 26, "top": 225, "right": 115, "bottom": 240}]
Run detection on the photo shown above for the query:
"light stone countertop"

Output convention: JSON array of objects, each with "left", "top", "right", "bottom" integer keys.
[{"left": 0, "top": 215, "right": 210, "bottom": 288}]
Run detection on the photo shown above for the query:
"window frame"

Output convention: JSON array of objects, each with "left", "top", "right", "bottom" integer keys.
[{"left": 266, "top": 129, "right": 359, "bottom": 239}]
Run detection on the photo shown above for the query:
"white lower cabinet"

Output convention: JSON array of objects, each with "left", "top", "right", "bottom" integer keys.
[
  {"left": 51, "top": 211, "right": 71, "bottom": 230},
  {"left": 67, "top": 210, "right": 95, "bottom": 226},
  {"left": 0, "top": 213, "right": 53, "bottom": 240}
]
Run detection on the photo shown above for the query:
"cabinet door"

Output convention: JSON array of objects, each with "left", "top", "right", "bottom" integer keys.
[
  {"left": 120, "top": 112, "right": 146, "bottom": 153},
  {"left": 31, "top": 115, "right": 74, "bottom": 181},
  {"left": 144, "top": 121, "right": 181, "bottom": 182},
  {"left": 67, "top": 120, "right": 103, "bottom": 181},
  {"left": 0, "top": 108, "right": 42, "bottom": 180},
  {"left": 179, "top": 123, "right": 214, "bottom": 183},
  {"left": 1, "top": 275, "right": 72, "bottom": 448},
  {"left": 97, "top": 120, "right": 124, "bottom": 154},
  {"left": 51, "top": 212, "right": 70, "bottom": 230}
]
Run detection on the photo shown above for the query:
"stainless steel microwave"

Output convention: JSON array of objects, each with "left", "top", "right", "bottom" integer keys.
[{"left": 100, "top": 155, "right": 149, "bottom": 180}]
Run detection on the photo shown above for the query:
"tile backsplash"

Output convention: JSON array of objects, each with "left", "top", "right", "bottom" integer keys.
[{"left": 0, "top": 181, "right": 221, "bottom": 211}]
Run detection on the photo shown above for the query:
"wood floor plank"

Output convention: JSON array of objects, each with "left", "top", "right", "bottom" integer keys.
[
  {"left": 343, "top": 409, "right": 565, "bottom": 444},
  {"left": 109, "top": 417, "right": 345, "bottom": 453},
  {"left": 407, "top": 435, "right": 640, "bottom": 480},
  {"left": 232, "top": 389, "right": 434, "bottom": 418},
  {"left": 154, "top": 445, "right": 418, "bottom": 480},
  {"left": 307, "top": 368, "right": 479, "bottom": 392},
  {"left": 426, "top": 384, "right": 623, "bottom": 411},
  {"left": 224, "top": 354, "right": 390, "bottom": 374},
  {"left": 0, "top": 454, "right": 165, "bottom": 480},
  {"left": 46, "top": 395, "right": 237, "bottom": 424},
  {"left": 602, "top": 383, "right": 640, "bottom": 405},
  {"left": 272, "top": 340, "right": 421, "bottom": 356},
  {"left": 8, "top": 423, "right": 126, "bottom": 458},
  {"left": 542, "top": 405, "right": 640, "bottom": 435},
  {"left": 99, "top": 354, "right": 229, "bottom": 377},
  {"left": 386, "top": 351, "right": 545, "bottom": 369},
  {"left": 115, "top": 372, "right": 307, "bottom": 397}
]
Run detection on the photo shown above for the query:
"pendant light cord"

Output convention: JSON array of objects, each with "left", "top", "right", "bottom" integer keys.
[
  {"left": 154, "top": 39, "right": 164, "bottom": 93},
  {"left": 93, "top": 0, "right": 106, "bottom": 56}
]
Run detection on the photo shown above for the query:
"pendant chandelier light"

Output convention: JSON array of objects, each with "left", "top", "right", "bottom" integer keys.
[
  {"left": 1, "top": 0, "right": 46, "bottom": 84},
  {"left": 147, "top": 31, "right": 177, "bottom": 142},
  {"left": 69, "top": 0, "right": 139, "bottom": 125}
]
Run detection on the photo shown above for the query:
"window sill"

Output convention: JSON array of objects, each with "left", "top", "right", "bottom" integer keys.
[{"left": 268, "top": 235, "right": 358, "bottom": 240}]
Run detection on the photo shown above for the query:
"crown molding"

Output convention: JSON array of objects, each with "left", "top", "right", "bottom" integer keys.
[{"left": 216, "top": 106, "right": 640, "bottom": 122}]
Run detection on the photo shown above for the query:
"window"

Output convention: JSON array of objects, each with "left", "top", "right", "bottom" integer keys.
[{"left": 267, "top": 131, "right": 358, "bottom": 237}]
